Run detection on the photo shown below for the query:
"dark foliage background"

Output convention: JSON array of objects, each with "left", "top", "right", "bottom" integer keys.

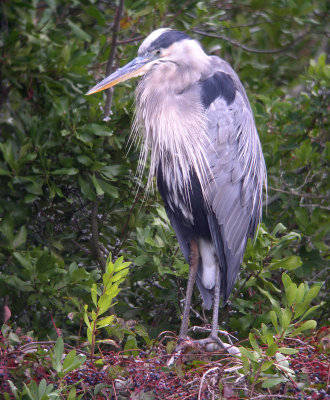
[{"left": 0, "top": 0, "right": 328, "bottom": 344}]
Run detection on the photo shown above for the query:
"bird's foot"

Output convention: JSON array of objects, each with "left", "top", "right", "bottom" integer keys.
[
  {"left": 185, "top": 326, "right": 240, "bottom": 355},
  {"left": 191, "top": 335, "right": 240, "bottom": 355},
  {"left": 188, "top": 326, "right": 238, "bottom": 345},
  {"left": 173, "top": 333, "right": 240, "bottom": 356}
]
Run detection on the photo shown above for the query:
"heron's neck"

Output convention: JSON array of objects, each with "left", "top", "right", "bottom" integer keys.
[{"left": 133, "top": 62, "right": 211, "bottom": 200}]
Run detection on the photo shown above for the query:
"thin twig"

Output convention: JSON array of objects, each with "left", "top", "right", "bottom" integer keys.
[
  {"left": 193, "top": 29, "right": 312, "bottom": 54},
  {"left": 198, "top": 367, "right": 220, "bottom": 400},
  {"left": 112, "top": 191, "right": 143, "bottom": 256},
  {"left": 308, "top": 266, "right": 330, "bottom": 284},
  {"left": 165, "top": 0, "right": 194, "bottom": 26},
  {"left": 103, "top": 0, "right": 124, "bottom": 120},
  {"left": 250, "top": 396, "right": 297, "bottom": 399},
  {"left": 300, "top": 203, "right": 330, "bottom": 210},
  {"left": 112, "top": 379, "right": 118, "bottom": 400},
  {"left": 117, "top": 35, "right": 144, "bottom": 45},
  {"left": 20, "top": 341, "right": 94, "bottom": 357},
  {"left": 71, "top": 238, "right": 91, "bottom": 254},
  {"left": 263, "top": 193, "right": 281, "bottom": 207},
  {"left": 268, "top": 185, "right": 328, "bottom": 199},
  {"left": 91, "top": 200, "right": 106, "bottom": 272}
]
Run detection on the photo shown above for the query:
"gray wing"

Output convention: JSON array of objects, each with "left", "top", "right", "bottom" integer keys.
[{"left": 204, "top": 59, "right": 266, "bottom": 302}]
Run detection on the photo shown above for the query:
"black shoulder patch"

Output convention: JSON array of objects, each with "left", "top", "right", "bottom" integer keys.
[
  {"left": 148, "top": 30, "right": 191, "bottom": 52},
  {"left": 200, "top": 72, "right": 236, "bottom": 108}
]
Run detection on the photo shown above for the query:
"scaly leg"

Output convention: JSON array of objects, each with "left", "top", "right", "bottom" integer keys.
[
  {"left": 178, "top": 239, "right": 199, "bottom": 341},
  {"left": 210, "top": 265, "right": 221, "bottom": 338}
]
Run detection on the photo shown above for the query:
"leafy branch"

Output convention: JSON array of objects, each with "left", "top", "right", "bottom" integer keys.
[{"left": 83, "top": 255, "right": 131, "bottom": 360}]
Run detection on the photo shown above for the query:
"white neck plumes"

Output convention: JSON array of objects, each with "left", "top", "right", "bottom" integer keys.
[{"left": 132, "top": 57, "right": 211, "bottom": 206}]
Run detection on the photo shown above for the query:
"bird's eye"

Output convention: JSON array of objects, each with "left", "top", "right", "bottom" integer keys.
[{"left": 155, "top": 49, "right": 161, "bottom": 55}]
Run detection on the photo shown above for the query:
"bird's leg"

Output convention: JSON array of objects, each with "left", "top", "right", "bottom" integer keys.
[
  {"left": 178, "top": 239, "right": 199, "bottom": 341},
  {"left": 205, "top": 265, "right": 228, "bottom": 350},
  {"left": 205, "top": 267, "right": 240, "bottom": 355},
  {"left": 210, "top": 265, "right": 221, "bottom": 338}
]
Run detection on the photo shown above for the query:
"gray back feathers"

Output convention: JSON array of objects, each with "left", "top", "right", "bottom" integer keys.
[{"left": 133, "top": 29, "right": 266, "bottom": 303}]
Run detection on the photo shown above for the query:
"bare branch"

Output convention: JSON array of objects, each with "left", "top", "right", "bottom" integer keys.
[
  {"left": 268, "top": 185, "right": 328, "bottom": 200},
  {"left": 193, "top": 29, "right": 312, "bottom": 54},
  {"left": 300, "top": 203, "right": 330, "bottom": 211},
  {"left": 263, "top": 193, "right": 281, "bottom": 207},
  {"left": 91, "top": 200, "right": 106, "bottom": 272},
  {"left": 103, "top": 0, "right": 125, "bottom": 120},
  {"left": 112, "top": 191, "right": 143, "bottom": 257},
  {"left": 250, "top": 396, "right": 297, "bottom": 400},
  {"left": 117, "top": 35, "right": 144, "bottom": 45},
  {"left": 164, "top": 0, "right": 195, "bottom": 26}
]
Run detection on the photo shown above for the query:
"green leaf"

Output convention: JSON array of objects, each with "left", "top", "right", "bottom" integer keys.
[
  {"left": 249, "top": 333, "right": 262, "bottom": 355},
  {"left": 270, "top": 256, "right": 302, "bottom": 271},
  {"left": 266, "top": 342, "right": 278, "bottom": 357},
  {"left": 114, "top": 261, "right": 131, "bottom": 272},
  {"left": 239, "top": 347, "right": 259, "bottom": 363},
  {"left": 87, "top": 326, "right": 93, "bottom": 345},
  {"left": 106, "top": 259, "right": 114, "bottom": 275},
  {"left": 257, "top": 286, "right": 280, "bottom": 313},
  {"left": 91, "top": 284, "right": 98, "bottom": 307},
  {"left": 279, "top": 308, "right": 292, "bottom": 332},
  {"left": 26, "top": 379, "right": 38, "bottom": 398},
  {"left": 68, "top": 387, "right": 76, "bottom": 400},
  {"left": 68, "top": 20, "right": 91, "bottom": 42},
  {"left": 301, "top": 303, "right": 323, "bottom": 321},
  {"left": 91, "top": 310, "right": 97, "bottom": 322},
  {"left": 98, "top": 180, "right": 119, "bottom": 198},
  {"left": 98, "top": 293, "right": 115, "bottom": 315},
  {"left": 102, "top": 272, "right": 111, "bottom": 287},
  {"left": 124, "top": 335, "right": 138, "bottom": 356},
  {"left": 134, "top": 255, "right": 148, "bottom": 266},
  {"left": 261, "top": 360, "right": 274, "bottom": 372},
  {"left": 239, "top": 354, "right": 249, "bottom": 373},
  {"left": 100, "top": 165, "right": 122, "bottom": 179},
  {"left": 294, "top": 284, "right": 322, "bottom": 319},
  {"left": 261, "top": 377, "right": 286, "bottom": 388},
  {"left": 51, "top": 167, "right": 78, "bottom": 175},
  {"left": 303, "top": 284, "right": 322, "bottom": 306},
  {"left": 269, "top": 310, "right": 279, "bottom": 333},
  {"left": 62, "top": 349, "right": 76, "bottom": 371},
  {"left": 12, "top": 226, "right": 27, "bottom": 249},
  {"left": 81, "top": 123, "right": 113, "bottom": 137},
  {"left": 286, "top": 283, "right": 297, "bottom": 307},
  {"left": 97, "top": 315, "right": 114, "bottom": 328},
  {"left": 78, "top": 175, "right": 95, "bottom": 201},
  {"left": 111, "top": 267, "right": 129, "bottom": 283},
  {"left": 91, "top": 175, "right": 104, "bottom": 196},
  {"left": 113, "top": 256, "right": 124, "bottom": 270},
  {"left": 38, "top": 379, "right": 46, "bottom": 397},
  {"left": 277, "top": 347, "right": 298, "bottom": 354},
  {"left": 266, "top": 332, "right": 274, "bottom": 346},
  {"left": 282, "top": 273, "right": 292, "bottom": 291},
  {"left": 290, "top": 320, "right": 317, "bottom": 337},
  {"left": 13, "top": 252, "right": 32, "bottom": 269},
  {"left": 83, "top": 306, "right": 92, "bottom": 330},
  {"left": 52, "top": 337, "right": 64, "bottom": 373},
  {"left": 63, "top": 349, "right": 86, "bottom": 373},
  {"left": 295, "top": 282, "right": 305, "bottom": 304}
]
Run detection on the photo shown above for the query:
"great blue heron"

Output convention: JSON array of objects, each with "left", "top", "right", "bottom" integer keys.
[{"left": 87, "top": 28, "right": 266, "bottom": 348}]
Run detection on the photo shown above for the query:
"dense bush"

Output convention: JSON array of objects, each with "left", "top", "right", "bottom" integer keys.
[{"left": 0, "top": 0, "right": 328, "bottom": 343}]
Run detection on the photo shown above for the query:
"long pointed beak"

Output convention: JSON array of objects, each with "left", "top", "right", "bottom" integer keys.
[{"left": 86, "top": 54, "right": 155, "bottom": 95}]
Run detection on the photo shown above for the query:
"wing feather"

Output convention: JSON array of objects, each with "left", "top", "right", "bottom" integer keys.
[{"left": 203, "top": 59, "right": 266, "bottom": 302}]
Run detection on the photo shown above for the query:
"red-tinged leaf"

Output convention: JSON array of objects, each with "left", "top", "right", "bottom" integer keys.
[{"left": 3, "top": 305, "right": 11, "bottom": 324}]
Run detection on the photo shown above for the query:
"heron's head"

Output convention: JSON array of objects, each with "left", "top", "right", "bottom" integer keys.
[{"left": 86, "top": 28, "right": 209, "bottom": 95}]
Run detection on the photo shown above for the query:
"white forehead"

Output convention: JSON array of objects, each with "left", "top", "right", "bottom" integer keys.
[{"left": 138, "top": 28, "right": 171, "bottom": 54}]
